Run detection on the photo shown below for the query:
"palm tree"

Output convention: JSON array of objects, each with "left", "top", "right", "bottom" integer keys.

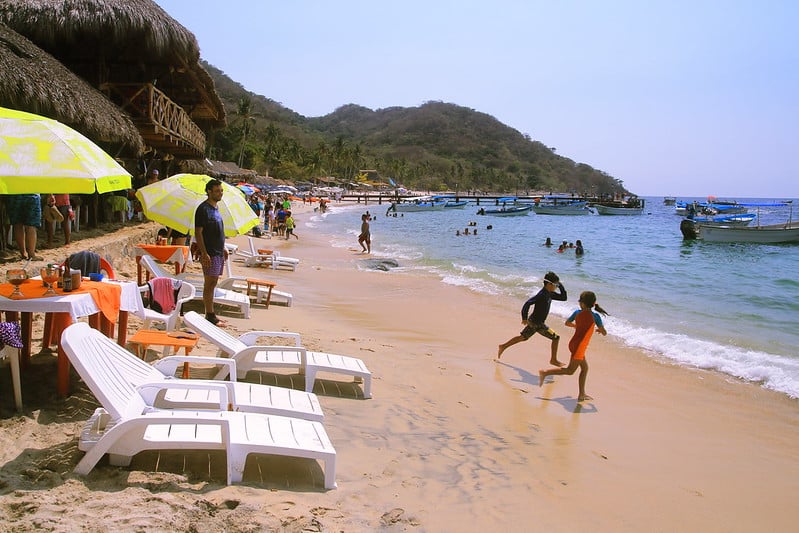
[{"left": 236, "top": 97, "right": 257, "bottom": 168}]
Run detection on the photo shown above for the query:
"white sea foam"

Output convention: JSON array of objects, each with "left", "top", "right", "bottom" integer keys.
[
  {"left": 611, "top": 316, "right": 799, "bottom": 399},
  {"left": 438, "top": 270, "right": 505, "bottom": 295},
  {"left": 316, "top": 197, "right": 799, "bottom": 399}
]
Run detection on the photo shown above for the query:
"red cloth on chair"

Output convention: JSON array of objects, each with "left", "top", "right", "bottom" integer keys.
[{"left": 148, "top": 277, "right": 178, "bottom": 314}]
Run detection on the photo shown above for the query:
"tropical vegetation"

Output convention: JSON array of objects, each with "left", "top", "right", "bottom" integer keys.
[{"left": 204, "top": 62, "right": 629, "bottom": 196}]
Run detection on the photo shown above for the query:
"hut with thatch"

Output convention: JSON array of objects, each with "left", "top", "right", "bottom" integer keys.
[
  {"left": 0, "top": 0, "right": 225, "bottom": 160},
  {"left": 176, "top": 159, "right": 257, "bottom": 183},
  {"left": 0, "top": 23, "right": 144, "bottom": 156}
]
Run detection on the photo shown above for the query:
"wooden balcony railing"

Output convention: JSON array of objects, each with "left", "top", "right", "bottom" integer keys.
[{"left": 101, "top": 83, "right": 206, "bottom": 158}]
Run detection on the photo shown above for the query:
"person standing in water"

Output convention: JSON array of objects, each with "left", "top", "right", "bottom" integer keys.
[{"left": 358, "top": 213, "right": 371, "bottom": 253}]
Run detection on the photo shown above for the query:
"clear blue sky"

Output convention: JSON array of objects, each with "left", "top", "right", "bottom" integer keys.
[{"left": 155, "top": 0, "right": 798, "bottom": 198}]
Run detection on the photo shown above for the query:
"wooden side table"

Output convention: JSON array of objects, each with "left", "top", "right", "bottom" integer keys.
[
  {"left": 245, "top": 278, "right": 277, "bottom": 308},
  {"left": 127, "top": 329, "right": 199, "bottom": 378}
]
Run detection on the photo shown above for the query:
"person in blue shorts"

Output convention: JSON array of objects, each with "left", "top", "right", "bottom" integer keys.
[
  {"left": 7, "top": 194, "right": 43, "bottom": 260},
  {"left": 496, "top": 271, "right": 567, "bottom": 366},
  {"left": 194, "top": 179, "right": 227, "bottom": 325}
]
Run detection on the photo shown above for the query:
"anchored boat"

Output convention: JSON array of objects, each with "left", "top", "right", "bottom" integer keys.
[{"left": 592, "top": 197, "right": 646, "bottom": 215}]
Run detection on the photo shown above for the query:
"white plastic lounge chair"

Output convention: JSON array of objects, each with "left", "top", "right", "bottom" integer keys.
[
  {"left": 183, "top": 311, "right": 372, "bottom": 399},
  {"left": 135, "top": 279, "right": 196, "bottom": 331},
  {"left": 140, "top": 255, "right": 250, "bottom": 318},
  {"left": 62, "top": 322, "right": 324, "bottom": 421},
  {"left": 221, "top": 254, "right": 293, "bottom": 307},
  {"left": 240, "top": 237, "right": 300, "bottom": 271},
  {"left": 62, "top": 323, "right": 335, "bottom": 487}
]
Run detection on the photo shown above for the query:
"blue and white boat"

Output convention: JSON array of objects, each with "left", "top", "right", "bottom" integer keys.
[
  {"left": 689, "top": 213, "right": 756, "bottom": 226},
  {"left": 433, "top": 195, "right": 469, "bottom": 208},
  {"left": 388, "top": 196, "right": 447, "bottom": 212},
  {"left": 681, "top": 201, "right": 798, "bottom": 243}
]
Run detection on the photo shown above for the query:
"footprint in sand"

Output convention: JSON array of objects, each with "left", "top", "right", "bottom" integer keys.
[{"left": 380, "top": 508, "right": 405, "bottom": 526}]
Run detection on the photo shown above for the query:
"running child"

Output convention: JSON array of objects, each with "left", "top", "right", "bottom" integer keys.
[
  {"left": 539, "top": 291, "right": 608, "bottom": 402},
  {"left": 285, "top": 211, "right": 298, "bottom": 239},
  {"left": 497, "top": 271, "right": 567, "bottom": 366}
]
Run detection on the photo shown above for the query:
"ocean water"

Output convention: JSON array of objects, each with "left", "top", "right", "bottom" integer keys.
[{"left": 305, "top": 197, "right": 799, "bottom": 399}]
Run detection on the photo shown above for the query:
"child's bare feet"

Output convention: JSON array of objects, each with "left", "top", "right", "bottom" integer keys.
[
  {"left": 538, "top": 370, "right": 545, "bottom": 387},
  {"left": 550, "top": 359, "right": 565, "bottom": 367},
  {"left": 577, "top": 395, "right": 593, "bottom": 402}
]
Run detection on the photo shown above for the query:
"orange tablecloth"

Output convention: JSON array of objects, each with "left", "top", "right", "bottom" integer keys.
[
  {"left": 0, "top": 280, "right": 121, "bottom": 322},
  {"left": 136, "top": 244, "right": 189, "bottom": 264},
  {"left": 135, "top": 244, "right": 191, "bottom": 284}
]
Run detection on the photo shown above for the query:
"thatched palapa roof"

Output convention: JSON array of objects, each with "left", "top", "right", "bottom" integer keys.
[
  {"left": 0, "top": 0, "right": 199, "bottom": 63},
  {"left": 177, "top": 159, "right": 257, "bottom": 181},
  {"left": 0, "top": 23, "right": 144, "bottom": 155},
  {"left": 0, "top": 0, "right": 225, "bottom": 128}
]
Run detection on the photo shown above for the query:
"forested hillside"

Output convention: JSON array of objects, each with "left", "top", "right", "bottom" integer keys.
[{"left": 204, "top": 62, "right": 629, "bottom": 195}]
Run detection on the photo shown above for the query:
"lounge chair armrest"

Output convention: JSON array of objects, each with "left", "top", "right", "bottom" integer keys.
[
  {"left": 135, "top": 380, "right": 230, "bottom": 410},
  {"left": 239, "top": 331, "right": 301, "bottom": 346},
  {"left": 216, "top": 278, "right": 237, "bottom": 290},
  {"left": 153, "top": 356, "right": 238, "bottom": 381}
]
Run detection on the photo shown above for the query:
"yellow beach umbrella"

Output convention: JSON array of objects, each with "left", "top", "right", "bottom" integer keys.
[
  {"left": 136, "top": 173, "right": 259, "bottom": 237},
  {"left": 0, "top": 107, "right": 131, "bottom": 194}
]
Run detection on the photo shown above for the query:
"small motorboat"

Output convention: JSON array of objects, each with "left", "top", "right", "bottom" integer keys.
[
  {"left": 531, "top": 198, "right": 591, "bottom": 215},
  {"left": 388, "top": 197, "right": 447, "bottom": 212},
  {"left": 477, "top": 204, "right": 533, "bottom": 216}
]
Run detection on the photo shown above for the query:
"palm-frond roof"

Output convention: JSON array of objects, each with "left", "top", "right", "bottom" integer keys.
[
  {"left": 0, "top": 0, "right": 224, "bottom": 128},
  {"left": 0, "top": 22, "right": 144, "bottom": 154}
]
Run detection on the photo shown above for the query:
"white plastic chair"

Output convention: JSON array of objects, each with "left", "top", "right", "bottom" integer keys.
[
  {"left": 240, "top": 237, "right": 300, "bottom": 271},
  {"left": 135, "top": 279, "right": 196, "bottom": 331},
  {"left": 139, "top": 255, "right": 250, "bottom": 318},
  {"left": 61, "top": 322, "right": 335, "bottom": 487},
  {"left": 183, "top": 311, "right": 372, "bottom": 398}
]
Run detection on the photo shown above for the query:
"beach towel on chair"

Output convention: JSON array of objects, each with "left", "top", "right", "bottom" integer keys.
[
  {"left": 68, "top": 251, "right": 101, "bottom": 276},
  {"left": 147, "top": 277, "right": 181, "bottom": 314}
]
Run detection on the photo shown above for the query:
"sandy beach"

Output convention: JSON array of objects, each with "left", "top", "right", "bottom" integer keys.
[{"left": 1, "top": 202, "right": 798, "bottom": 532}]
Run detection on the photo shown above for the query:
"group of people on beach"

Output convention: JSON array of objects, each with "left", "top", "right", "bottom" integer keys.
[{"left": 496, "top": 270, "right": 608, "bottom": 402}]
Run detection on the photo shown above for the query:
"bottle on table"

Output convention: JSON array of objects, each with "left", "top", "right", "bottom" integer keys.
[{"left": 62, "top": 259, "right": 72, "bottom": 292}]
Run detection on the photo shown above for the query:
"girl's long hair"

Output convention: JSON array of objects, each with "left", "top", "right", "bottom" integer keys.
[{"left": 579, "top": 291, "right": 609, "bottom": 316}]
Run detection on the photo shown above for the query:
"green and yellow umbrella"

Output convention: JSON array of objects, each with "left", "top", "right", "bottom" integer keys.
[
  {"left": 136, "top": 173, "right": 259, "bottom": 237},
  {"left": 0, "top": 107, "right": 131, "bottom": 194}
]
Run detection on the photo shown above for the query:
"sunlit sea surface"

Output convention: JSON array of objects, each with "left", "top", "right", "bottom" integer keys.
[{"left": 304, "top": 196, "right": 799, "bottom": 398}]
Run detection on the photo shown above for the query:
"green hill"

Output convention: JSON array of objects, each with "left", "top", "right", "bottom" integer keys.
[{"left": 203, "top": 62, "right": 628, "bottom": 195}]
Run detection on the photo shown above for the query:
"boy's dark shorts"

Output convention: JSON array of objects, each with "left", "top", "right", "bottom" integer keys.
[{"left": 520, "top": 320, "right": 559, "bottom": 340}]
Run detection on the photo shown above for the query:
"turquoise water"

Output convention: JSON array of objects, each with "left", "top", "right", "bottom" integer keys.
[{"left": 306, "top": 197, "right": 799, "bottom": 398}]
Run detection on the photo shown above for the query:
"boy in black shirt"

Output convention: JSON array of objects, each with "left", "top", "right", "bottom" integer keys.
[{"left": 497, "top": 271, "right": 567, "bottom": 367}]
